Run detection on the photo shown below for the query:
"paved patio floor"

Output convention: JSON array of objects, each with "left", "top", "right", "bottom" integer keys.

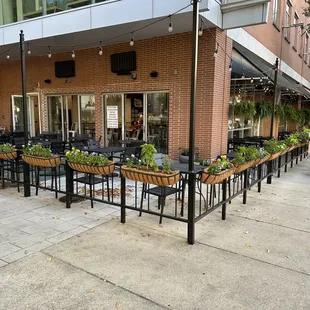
[{"left": 0, "top": 159, "right": 310, "bottom": 309}]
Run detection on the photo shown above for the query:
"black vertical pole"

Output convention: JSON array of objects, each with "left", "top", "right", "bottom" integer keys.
[
  {"left": 120, "top": 174, "right": 126, "bottom": 224},
  {"left": 243, "top": 169, "right": 248, "bottom": 204},
  {"left": 270, "top": 58, "right": 279, "bottom": 138},
  {"left": 20, "top": 30, "right": 30, "bottom": 197},
  {"left": 222, "top": 179, "right": 227, "bottom": 220},
  {"left": 187, "top": 0, "right": 199, "bottom": 245}
]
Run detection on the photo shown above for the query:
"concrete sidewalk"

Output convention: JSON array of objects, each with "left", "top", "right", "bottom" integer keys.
[{"left": 0, "top": 160, "right": 310, "bottom": 309}]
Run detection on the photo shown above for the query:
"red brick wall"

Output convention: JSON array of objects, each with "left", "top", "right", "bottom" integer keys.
[{"left": 0, "top": 31, "right": 232, "bottom": 159}]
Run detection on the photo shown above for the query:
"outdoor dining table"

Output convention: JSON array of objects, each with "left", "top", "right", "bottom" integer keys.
[{"left": 88, "top": 147, "right": 125, "bottom": 159}]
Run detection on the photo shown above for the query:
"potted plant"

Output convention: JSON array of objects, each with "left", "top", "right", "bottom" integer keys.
[
  {"left": 121, "top": 144, "right": 180, "bottom": 186},
  {"left": 252, "top": 147, "right": 270, "bottom": 166},
  {"left": 179, "top": 146, "right": 199, "bottom": 163},
  {"left": 65, "top": 148, "right": 114, "bottom": 175},
  {"left": 201, "top": 155, "right": 235, "bottom": 184},
  {"left": 254, "top": 101, "right": 273, "bottom": 122},
  {"left": 233, "top": 100, "right": 256, "bottom": 120},
  {"left": 263, "top": 140, "right": 285, "bottom": 160},
  {"left": 22, "top": 143, "right": 61, "bottom": 167},
  {"left": 0, "top": 143, "right": 17, "bottom": 160},
  {"left": 232, "top": 146, "right": 260, "bottom": 173}
]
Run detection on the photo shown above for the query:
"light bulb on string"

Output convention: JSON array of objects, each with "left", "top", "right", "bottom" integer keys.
[
  {"left": 130, "top": 33, "right": 134, "bottom": 47},
  {"left": 198, "top": 26, "right": 203, "bottom": 37},
  {"left": 99, "top": 41, "right": 103, "bottom": 56},
  {"left": 71, "top": 46, "right": 75, "bottom": 58},
  {"left": 168, "top": 16, "right": 173, "bottom": 33},
  {"left": 48, "top": 46, "right": 52, "bottom": 58},
  {"left": 27, "top": 43, "right": 31, "bottom": 55},
  {"left": 228, "top": 60, "right": 232, "bottom": 72},
  {"left": 6, "top": 53, "right": 10, "bottom": 60},
  {"left": 250, "top": 78, "right": 254, "bottom": 83},
  {"left": 241, "top": 72, "right": 245, "bottom": 79},
  {"left": 259, "top": 77, "right": 263, "bottom": 83}
]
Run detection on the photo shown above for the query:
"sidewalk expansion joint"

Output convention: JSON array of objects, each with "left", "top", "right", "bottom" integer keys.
[
  {"left": 197, "top": 240, "right": 310, "bottom": 277},
  {"left": 229, "top": 214, "right": 310, "bottom": 234},
  {"left": 41, "top": 251, "right": 169, "bottom": 310}
]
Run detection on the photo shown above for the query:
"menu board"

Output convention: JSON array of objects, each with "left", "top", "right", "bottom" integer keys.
[{"left": 107, "top": 106, "right": 118, "bottom": 128}]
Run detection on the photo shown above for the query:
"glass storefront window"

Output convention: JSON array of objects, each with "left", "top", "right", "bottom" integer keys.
[
  {"left": 0, "top": 0, "right": 110, "bottom": 26},
  {"left": 79, "top": 95, "right": 96, "bottom": 137},
  {"left": 147, "top": 93, "right": 168, "bottom": 154}
]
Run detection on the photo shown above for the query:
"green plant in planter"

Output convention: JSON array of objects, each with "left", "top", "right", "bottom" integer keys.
[
  {"left": 208, "top": 156, "right": 233, "bottom": 174},
  {"left": 141, "top": 143, "right": 157, "bottom": 170},
  {"left": 23, "top": 143, "right": 53, "bottom": 158},
  {"left": 0, "top": 143, "right": 14, "bottom": 152},
  {"left": 257, "top": 147, "right": 269, "bottom": 158},
  {"left": 65, "top": 148, "right": 108, "bottom": 166},
  {"left": 163, "top": 155, "right": 171, "bottom": 174},
  {"left": 295, "top": 127, "right": 310, "bottom": 143},
  {"left": 263, "top": 140, "right": 284, "bottom": 154},
  {"left": 233, "top": 146, "right": 260, "bottom": 164},
  {"left": 284, "top": 134, "right": 299, "bottom": 147}
]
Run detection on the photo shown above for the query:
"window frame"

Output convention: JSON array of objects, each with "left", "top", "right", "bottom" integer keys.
[
  {"left": 284, "top": 1, "right": 292, "bottom": 41},
  {"left": 272, "top": 0, "right": 279, "bottom": 26}
]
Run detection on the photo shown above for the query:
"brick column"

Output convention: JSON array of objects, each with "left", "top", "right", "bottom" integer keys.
[{"left": 195, "top": 29, "right": 232, "bottom": 159}]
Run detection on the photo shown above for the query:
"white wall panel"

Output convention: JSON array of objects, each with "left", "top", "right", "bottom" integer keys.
[
  {"left": 42, "top": 9, "right": 91, "bottom": 37},
  {"left": 3, "top": 19, "right": 43, "bottom": 44},
  {"left": 91, "top": 0, "right": 152, "bottom": 28}
]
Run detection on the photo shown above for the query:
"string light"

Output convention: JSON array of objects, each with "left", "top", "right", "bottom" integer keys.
[
  {"left": 198, "top": 18, "right": 203, "bottom": 37},
  {"left": 71, "top": 46, "right": 75, "bottom": 58},
  {"left": 130, "top": 33, "right": 134, "bottom": 47},
  {"left": 27, "top": 43, "right": 31, "bottom": 55},
  {"left": 229, "top": 60, "right": 232, "bottom": 72},
  {"left": 259, "top": 77, "right": 263, "bottom": 83},
  {"left": 213, "top": 42, "right": 218, "bottom": 58},
  {"left": 99, "top": 41, "right": 103, "bottom": 56},
  {"left": 241, "top": 72, "right": 245, "bottom": 79},
  {"left": 48, "top": 46, "right": 52, "bottom": 58},
  {"left": 168, "top": 16, "right": 173, "bottom": 33},
  {"left": 6, "top": 53, "right": 10, "bottom": 59},
  {"left": 250, "top": 78, "right": 254, "bottom": 83}
]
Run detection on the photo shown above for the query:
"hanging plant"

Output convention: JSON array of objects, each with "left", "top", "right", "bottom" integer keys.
[
  {"left": 233, "top": 101, "right": 256, "bottom": 120},
  {"left": 300, "top": 109, "right": 310, "bottom": 126},
  {"left": 281, "top": 104, "right": 298, "bottom": 122},
  {"left": 275, "top": 104, "right": 286, "bottom": 120},
  {"left": 254, "top": 101, "right": 273, "bottom": 122}
]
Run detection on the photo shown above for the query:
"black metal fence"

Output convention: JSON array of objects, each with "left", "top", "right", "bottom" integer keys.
[{"left": 0, "top": 145, "right": 308, "bottom": 244}]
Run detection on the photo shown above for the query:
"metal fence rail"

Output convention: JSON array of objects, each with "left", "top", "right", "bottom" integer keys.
[{"left": 0, "top": 144, "right": 308, "bottom": 244}]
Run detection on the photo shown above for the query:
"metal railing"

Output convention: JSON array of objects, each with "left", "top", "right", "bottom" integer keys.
[{"left": 0, "top": 145, "right": 308, "bottom": 244}]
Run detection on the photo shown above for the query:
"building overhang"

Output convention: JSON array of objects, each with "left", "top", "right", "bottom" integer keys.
[{"left": 221, "top": 0, "right": 270, "bottom": 29}]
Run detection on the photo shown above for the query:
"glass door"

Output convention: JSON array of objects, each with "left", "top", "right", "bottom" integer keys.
[
  {"left": 124, "top": 93, "right": 144, "bottom": 141},
  {"left": 12, "top": 95, "right": 30, "bottom": 133},
  {"left": 146, "top": 93, "right": 169, "bottom": 154},
  {"left": 103, "top": 94, "right": 124, "bottom": 146},
  {"left": 47, "top": 96, "right": 66, "bottom": 139},
  {"left": 79, "top": 95, "right": 96, "bottom": 138}
]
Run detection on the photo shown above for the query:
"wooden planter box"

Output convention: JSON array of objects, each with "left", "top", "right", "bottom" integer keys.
[
  {"left": 233, "top": 160, "right": 255, "bottom": 174},
  {"left": 201, "top": 167, "right": 235, "bottom": 185},
  {"left": 68, "top": 161, "right": 115, "bottom": 175},
  {"left": 0, "top": 150, "right": 17, "bottom": 161},
  {"left": 267, "top": 152, "right": 281, "bottom": 161},
  {"left": 121, "top": 165, "right": 180, "bottom": 186},
  {"left": 252, "top": 155, "right": 271, "bottom": 166},
  {"left": 287, "top": 146, "right": 296, "bottom": 152},
  {"left": 22, "top": 154, "right": 61, "bottom": 168}
]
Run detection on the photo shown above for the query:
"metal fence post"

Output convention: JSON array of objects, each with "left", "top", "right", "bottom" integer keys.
[
  {"left": 65, "top": 161, "right": 73, "bottom": 208},
  {"left": 222, "top": 179, "right": 227, "bottom": 220},
  {"left": 120, "top": 174, "right": 126, "bottom": 224},
  {"left": 243, "top": 169, "right": 248, "bottom": 204},
  {"left": 257, "top": 164, "right": 262, "bottom": 192},
  {"left": 20, "top": 30, "right": 30, "bottom": 197},
  {"left": 267, "top": 161, "right": 272, "bottom": 184},
  {"left": 277, "top": 156, "right": 281, "bottom": 178}
]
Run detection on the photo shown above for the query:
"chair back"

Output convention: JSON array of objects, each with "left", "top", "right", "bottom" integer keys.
[
  {"left": 71, "top": 141, "right": 85, "bottom": 150},
  {"left": 154, "top": 153, "right": 163, "bottom": 166},
  {"left": 51, "top": 141, "right": 66, "bottom": 155},
  {"left": 87, "top": 140, "right": 100, "bottom": 150},
  {"left": 121, "top": 147, "right": 137, "bottom": 163},
  {"left": 13, "top": 137, "right": 25, "bottom": 149},
  {"left": 71, "top": 122, "right": 78, "bottom": 131}
]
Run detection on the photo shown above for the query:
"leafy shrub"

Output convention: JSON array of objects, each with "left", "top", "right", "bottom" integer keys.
[
  {"left": 23, "top": 143, "right": 53, "bottom": 158},
  {"left": 0, "top": 143, "right": 14, "bottom": 153},
  {"left": 208, "top": 156, "right": 234, "bottom": 174},
  {"left": 66, "top": 148, "right": 108, "bottom": 166},
  {"left": 263, "top": 140, "right": 286, "bottom": 154}
]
